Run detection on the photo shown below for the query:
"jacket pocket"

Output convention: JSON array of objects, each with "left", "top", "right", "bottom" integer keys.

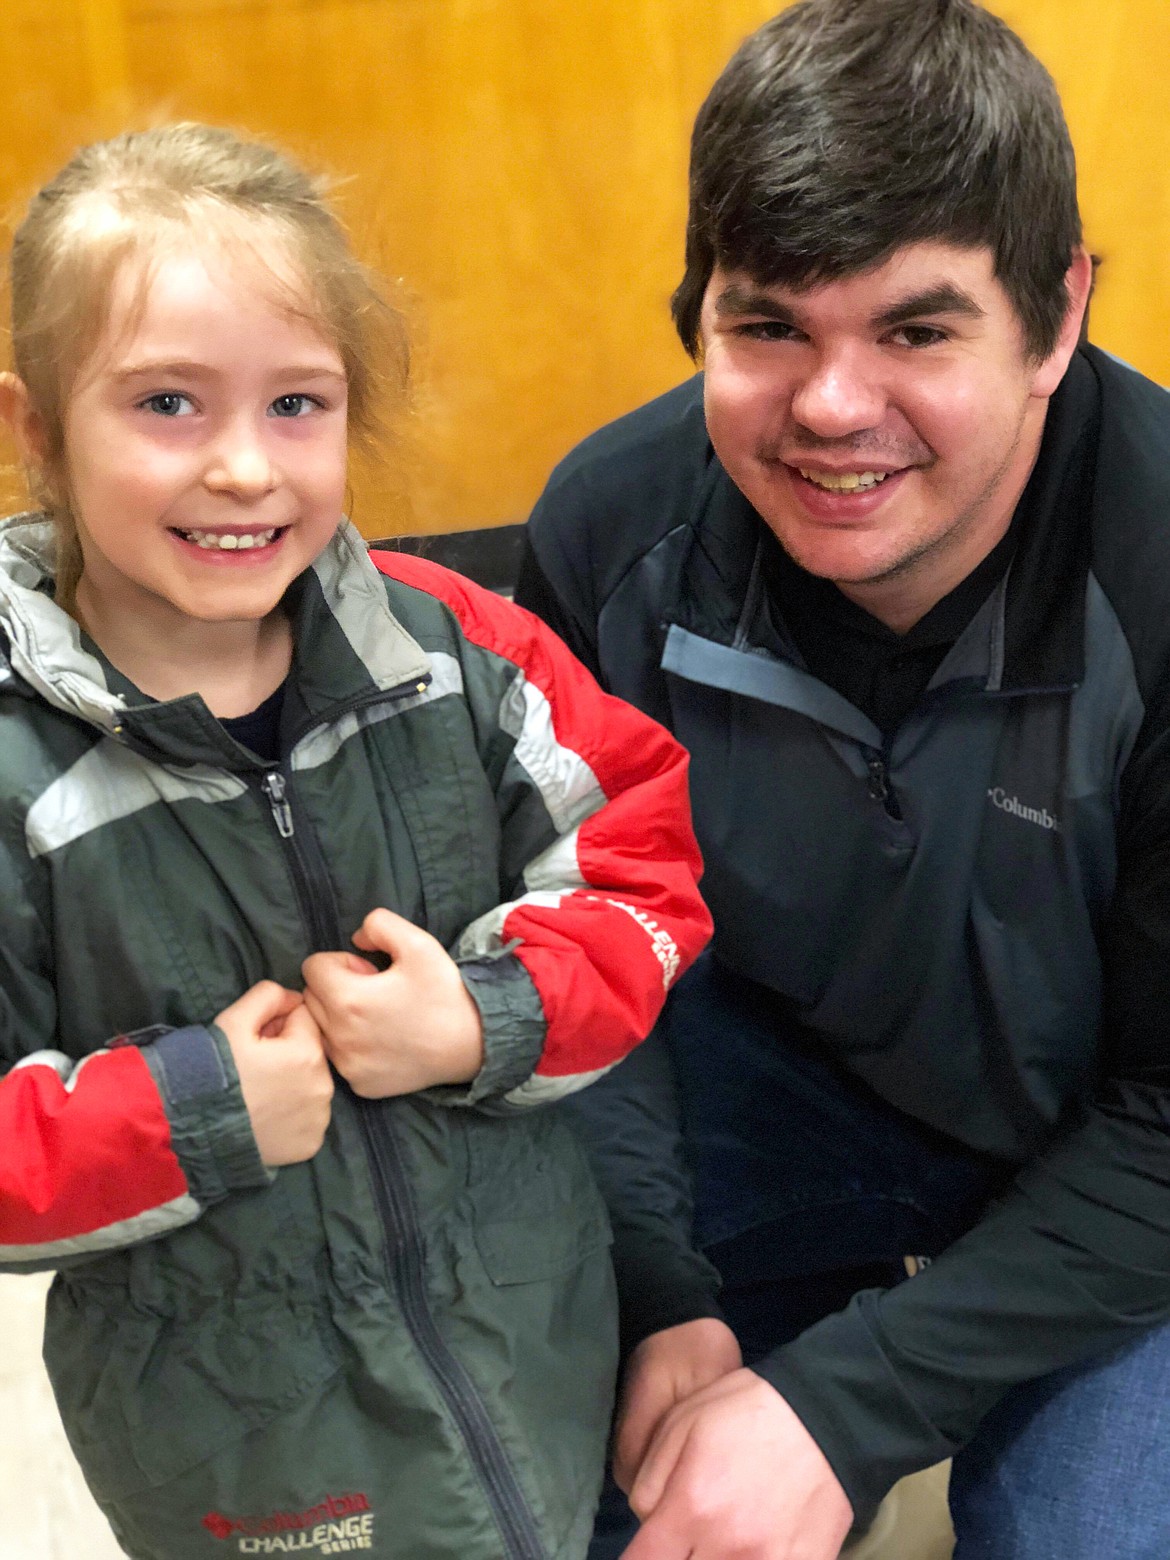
[
  {"left": 44, "top": 1279, "right": 340, "bottom": 1503},
  {"left": 462, "top": 1108, "right": 611, "bottom": 1286}
]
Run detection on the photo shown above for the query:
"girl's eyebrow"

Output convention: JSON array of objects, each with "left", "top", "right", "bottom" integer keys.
[{"left": 112, "top": 359, "right": 347, "bottom": 382}]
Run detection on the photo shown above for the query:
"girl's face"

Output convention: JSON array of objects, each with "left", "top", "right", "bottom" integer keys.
[{"left": 61, "top": 242, "right": 349, "bottom": 631}]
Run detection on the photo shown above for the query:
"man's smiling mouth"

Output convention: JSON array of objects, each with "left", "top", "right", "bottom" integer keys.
[{"left": 795, "top": 468, "right": 893, "bottom": 492}]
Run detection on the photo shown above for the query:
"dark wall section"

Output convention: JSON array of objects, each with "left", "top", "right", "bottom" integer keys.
[{"left": 371, "top": 525, "right": 526, "bottom": 596}]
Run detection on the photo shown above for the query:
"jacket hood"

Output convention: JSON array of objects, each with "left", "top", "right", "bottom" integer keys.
[
  {"left": 0, "top": 515, "right": 126, "bottom": 733},
  {"left": 0, "top": 514, "right": 432, "bottom": 744}
]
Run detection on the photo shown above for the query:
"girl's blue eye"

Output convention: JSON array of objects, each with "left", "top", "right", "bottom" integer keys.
[
  {"left": 270, "top": 394, "right": 315, "bottom": 418},
  {"left": 143, "top": 392, "right": 190, "bottom": 416}
]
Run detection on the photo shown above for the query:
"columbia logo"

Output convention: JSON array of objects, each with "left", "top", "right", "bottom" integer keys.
[
  {"left": 987, "top": 787, "right": 1061, "bottom": 832},
  {"left": 202, "top": 1493, "right": 374, "bottom": 1554}
]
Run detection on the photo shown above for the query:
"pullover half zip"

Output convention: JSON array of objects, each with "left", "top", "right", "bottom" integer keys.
[{"left": 863, "top": 748, "right": 903, "bottom": 820}]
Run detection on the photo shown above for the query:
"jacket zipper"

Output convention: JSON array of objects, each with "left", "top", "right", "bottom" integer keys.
[
  {"left": 355, "top": 1094, "right": 549, "bottom": 1560},
  {"left": 863, "top": 747, "right": 903, "bottom": 821},
  {"left": 255, "top": 686, "right": 548, "bottom": 1560}
]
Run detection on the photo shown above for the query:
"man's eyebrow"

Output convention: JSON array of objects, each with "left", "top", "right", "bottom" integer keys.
[
  {"left": 872, "top": 285, "right": 985, "bottom": 329},
  {"left": 711, "top": 281, "right": 986, "bottom": 329},
  {"left": 710, "top": 283, "right": 796, "bottom": 321}
]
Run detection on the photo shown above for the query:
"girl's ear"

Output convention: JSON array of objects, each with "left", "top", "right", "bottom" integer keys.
[{"left": 0, "top": 373, "right": 48, "bottom": 466}]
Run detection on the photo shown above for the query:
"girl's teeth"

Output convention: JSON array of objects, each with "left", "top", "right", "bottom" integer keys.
[
  {"left": 798, "top": 469, "right": 890, "bottom": 492},
  {"left": 182, "top": 528, "right": 278, "bottom": 550}
]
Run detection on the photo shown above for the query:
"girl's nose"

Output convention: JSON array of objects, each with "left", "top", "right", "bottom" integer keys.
[
  {"left": 204, "top": 427, "right": 278, "bottom": 498},
  {"left": 789, "top": 351, "right": 886, "bottom": 439}
]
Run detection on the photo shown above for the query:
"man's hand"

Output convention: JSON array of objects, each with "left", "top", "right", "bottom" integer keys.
[
  {"left": 301, "top": 908, "right": 485, "bottom": 1097},
  {"left": 215, "top": 982, "right": 334, "bottom": 1167},
  {"left": 614, "top": 1318, "right": 743, "bottom": 1494},
  {"left": 622, "top": 1368, "right": 854, "bottom": 1560}
]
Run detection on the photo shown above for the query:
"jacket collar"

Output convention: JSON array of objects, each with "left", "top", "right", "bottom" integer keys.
[
  {"left": 667, "top": 348, "right": 1107, "bottom": 696},
  {"left": 0, "top": 516, "right": 431, "bottom": 762}
]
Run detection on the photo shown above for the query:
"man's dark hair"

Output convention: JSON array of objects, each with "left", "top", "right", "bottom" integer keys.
[{"left": 672, "top": 0, "right": 1083, "bottom": 360}]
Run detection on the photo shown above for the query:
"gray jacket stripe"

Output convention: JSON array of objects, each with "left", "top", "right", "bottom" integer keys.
[
  {"left": 521, "top": 829, "right": 587, "bottom": 893},
  {"left": 291, "top": 652, "right": 464, "bottom": 773},
  {"left": 311, "top": 523, "right": 432, "bottom": 690},
  {"left": 26, "top": 742, "right": 248, "bottom": 858},
  {"left": 0, "top": 1193, "right": 202, "bottom": 1263},
  {"left": 501, "top": 671, "right": 606, "bottom": 835},
  {"left": 503, "top": 1064, "right": 617, "bottom": 1108},
  {"left": 456, "top": 891, "right": 569, "bottom": 959}
]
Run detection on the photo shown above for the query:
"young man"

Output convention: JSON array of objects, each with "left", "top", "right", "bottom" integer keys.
[{"left": 516, "top": 2, "right": 1170, "bottom": 1556}]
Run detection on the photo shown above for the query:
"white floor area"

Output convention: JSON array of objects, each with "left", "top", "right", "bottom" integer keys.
[
  {"left": 1, "top": 1271, "right": 953, "bottom": 1559},
  {"left": 1, "top": 1273, "right": 127, "bottom": 1559}
]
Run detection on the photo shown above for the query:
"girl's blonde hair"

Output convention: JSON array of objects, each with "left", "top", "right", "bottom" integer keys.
[{"left": 8, "top": 122, "right": 408, "bottom": 603}]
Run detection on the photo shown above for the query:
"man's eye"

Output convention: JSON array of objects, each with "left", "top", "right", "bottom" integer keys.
[
  {"left": 270, "top": 394, "right": 317, "bottom": 418},
  {"left": 891, "top": 326, "right": 948, "bottom": 348},
  {"left": 736, "top": 321, "right": 800, "bottom": 342},
  {"left": 142, "top": 391, "right": 193, "bottom": 416}
]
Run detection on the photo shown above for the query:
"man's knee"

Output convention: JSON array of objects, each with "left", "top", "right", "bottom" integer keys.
[{"left": 950, "top": 1322, "right": 1170, "bottom": 1560}]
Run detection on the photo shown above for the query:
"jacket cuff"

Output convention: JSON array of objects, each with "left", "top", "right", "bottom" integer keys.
[
  {"left": 425, "top": 954, "right": 546, "bottom": 1106},
  {"left": 611, "top": 1226, "right": 725, "bottom": 1354},
  {"left": 140, "top": 1024, "right": 272, "bottom": 1204},
  {"left": 754, "top": 1290, "right": 955, "bottom": 1527}
]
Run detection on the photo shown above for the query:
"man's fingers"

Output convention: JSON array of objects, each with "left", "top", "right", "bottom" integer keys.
[
  {"left": 613, "top": 1319, "right": 745, "bottom": 1497},
  {"left": 613, "top": 1395, "right": 667, "bottom": 1494},
  {"left": 627, "top": 1410, "right": 691, "bottom": 1522},
  {"left": 617, "top": 1500, "right": 690, "bottom": 1560}
]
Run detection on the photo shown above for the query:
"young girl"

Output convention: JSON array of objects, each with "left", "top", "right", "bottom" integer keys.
[{"left": 0, "top": 125, "right": 710, "bottom": 1560}]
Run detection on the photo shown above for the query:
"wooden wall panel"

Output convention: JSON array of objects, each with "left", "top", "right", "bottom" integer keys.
[
  {"left": 0, "top": 1, "right": 1166, "bottom": 538},
  {"left": 991, "top": 0, "right": 1170, "bottom": 386}
]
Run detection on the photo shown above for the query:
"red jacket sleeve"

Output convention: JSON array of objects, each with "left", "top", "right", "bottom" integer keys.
[
  {"left": 0, "top": 1046, "right": 191, "bottom": 1265},
  {"left": 0, "top": 1023, "right": 271, "bottom": 1270},
  {"left": 371, "top": 550, "right": 713, "bottom": 1106}
]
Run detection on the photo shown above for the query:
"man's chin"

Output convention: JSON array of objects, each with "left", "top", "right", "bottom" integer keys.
[{"left": 763, "top": 524, "right": 916, "bottom": 588}]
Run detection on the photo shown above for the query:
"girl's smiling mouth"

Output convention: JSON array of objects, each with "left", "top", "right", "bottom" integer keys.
[{"left": 169, "top": 525, "right": 288, "bottom": 552}]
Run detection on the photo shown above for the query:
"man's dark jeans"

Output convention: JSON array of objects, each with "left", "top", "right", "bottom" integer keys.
[{"left": 590, "top": 954, "right": 1170, "bottom": 1560}]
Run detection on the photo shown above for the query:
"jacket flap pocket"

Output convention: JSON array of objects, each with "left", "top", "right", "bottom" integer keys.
[
  {"left": 45, "top": 1285, "right": 339, "bottom": 1502},
  {"left": 473, "top": 1208, "right": 611, "bottom": 1286},
  {"left": 463, "top": 1109, "right": 612, "bottom": 1286}
]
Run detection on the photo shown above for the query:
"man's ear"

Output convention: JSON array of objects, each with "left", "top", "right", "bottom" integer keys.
[{"left": 1030, "top": 248, "right": 1095, "bottom": 399}]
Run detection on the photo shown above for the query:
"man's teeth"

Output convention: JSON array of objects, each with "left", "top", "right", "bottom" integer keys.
[
  {"left": 798, "top": 469, "right": 891, "bottom": 492},
  {"left": 180, "top": 528, "right": 278, "bottom": 550}
]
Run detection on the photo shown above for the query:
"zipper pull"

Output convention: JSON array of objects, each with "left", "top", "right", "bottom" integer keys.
[
  {"left": 864, "top": 751, "right": 903, "bottom": 820},
  {"left": 261, "top": 771, "right": 295, "bottom": 838},
  {"left": 866, "top": 752, "right": 890, "bottom": 804}
]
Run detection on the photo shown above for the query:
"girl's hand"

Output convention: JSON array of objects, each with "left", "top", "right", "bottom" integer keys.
[
  {"left": 215, "top": 982, "right": 334, "bottom": 1165},
  {"left": 302, "top": 909, "right": 485, "bottom": 1098}
]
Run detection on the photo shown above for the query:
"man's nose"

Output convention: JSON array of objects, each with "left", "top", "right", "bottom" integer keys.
[
  {"left": 204, "top": 421, "right": 278, "bottom": 498},
  {"left": 789, "top": 350, "right": 886, "bottom": 438}
]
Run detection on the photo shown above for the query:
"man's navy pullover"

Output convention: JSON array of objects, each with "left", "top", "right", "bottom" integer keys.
[{"left": 517, "top": 345, "right": 1170, "bottom": 1517}]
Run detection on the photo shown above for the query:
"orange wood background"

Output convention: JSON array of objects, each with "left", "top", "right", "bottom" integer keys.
[{"left": 1, "top": 0, "right": 1166, "bottom": 538}]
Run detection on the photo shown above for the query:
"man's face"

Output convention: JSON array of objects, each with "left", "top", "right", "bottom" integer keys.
[{"left": 699, "top": 242, "right": 1085, "bottom": 626}]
